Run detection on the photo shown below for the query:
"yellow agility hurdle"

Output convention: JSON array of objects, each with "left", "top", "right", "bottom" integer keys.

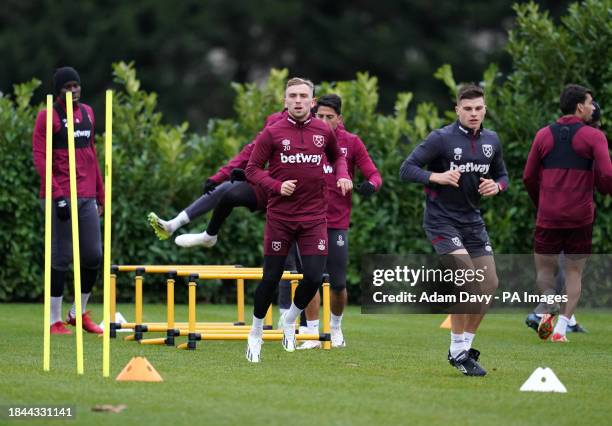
[
  {"left": 174, "top": 272, "right": 332, "bottom": 351},
  {"left": 111, "top": 266, "right": 301, "bottom": 345}
]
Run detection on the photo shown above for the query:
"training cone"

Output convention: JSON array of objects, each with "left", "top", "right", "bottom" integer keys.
[
  {"left": 519, "top": 367, "right": 566, "bottom": 393},
  {"left": 115, "top": 357, "right": 163, "bottom": 382},
  {"left": 439, "top": 315, "right": 451, "bottom": 329}
]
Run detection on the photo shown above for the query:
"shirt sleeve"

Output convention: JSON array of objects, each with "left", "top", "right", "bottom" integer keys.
[
  {"left": 353, "top": 135, "right": 382, "bottom": 190},
  {"left": 245, "top": 128, "right": 283, "bottom": 194},
  {"left": 522, "top": 132, "right": 544, "bottom": 207},
  {"left": 210, "top": 142, "right": 255, "bottom": 183},
  {"left": 325, "top": 128, "right": 349, "bottom": 180},
  {"left": 32, "top": 109, "right": 64, "bottom": 199},
  {"left": 399, "top": 131, "right": 443, "bottom": 184},
  {"left": 490, "top": 137, "right": 509, "bottom": 191},
  {"left": 590, "top": 130, "right": 612, "bottom": 195}
]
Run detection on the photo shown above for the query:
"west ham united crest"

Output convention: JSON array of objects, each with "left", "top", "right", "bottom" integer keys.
[
  {"left": 313, "top": 134, "right": 324, "bottom": 147},
  {"left": 272, "top": 241, "right": 282, "bottom": 252},
  {"left": 482, "top": 144, "right": 493, "bottom": 158}
]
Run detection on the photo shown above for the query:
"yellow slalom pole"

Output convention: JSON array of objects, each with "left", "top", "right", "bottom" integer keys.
[
  {"left": 110, "top": 273, "right": 116, "bottom": 324},
  {"left": 236, "top": 278, "right": 244, "bottom": 324},
  {"left": 43, "top": 95, "right": 53, "bottom": 372},
  {"left": 322, "top": 282, "right": 331, "bottom": 350},
  {"left": 66, "top": 92, "right": 84, "bottom": 374},
  {"left": 102, "top": 90, "right": 113, "bottom": 378}
]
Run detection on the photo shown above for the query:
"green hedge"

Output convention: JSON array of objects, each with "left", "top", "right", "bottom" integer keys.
[{"left": 0, "top": 0, "right": 609, "bottom": 305}]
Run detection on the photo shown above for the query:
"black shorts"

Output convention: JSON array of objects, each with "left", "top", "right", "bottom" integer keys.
[{"left": 424, "top": 223, "right": 493, "bottom": 257}]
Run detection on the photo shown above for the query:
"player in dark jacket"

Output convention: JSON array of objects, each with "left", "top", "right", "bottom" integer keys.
[{"left": 400, "top": 84, "right": 508, "bottom": 376}]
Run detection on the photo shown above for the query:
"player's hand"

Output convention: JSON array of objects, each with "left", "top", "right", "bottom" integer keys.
[
  {"left": 55, "top": 197, "right": 70, "bottom": 222},
  {"left": 337, "top": 178, "right": 353, "bottom": 196},
  {"left": 97, "top": 203, "right": 104, "bottom": 216},
  {"left": 355, "top": 181, "right": 375, "bottom": 197},
  {"left": 202, "top": 178, "right": 217, "bottom": 195},
  {"left": 280, "top": 180, "right": 297, "bottom": 196},
  {"left": 429, "top": 170, "right": 461, "bottom": 187},
  {"left": 479, "top": 177, "right": 500, "bottom": 197},
  {"left": 230, "top": 168, "right": 246, "bottom": 183}
]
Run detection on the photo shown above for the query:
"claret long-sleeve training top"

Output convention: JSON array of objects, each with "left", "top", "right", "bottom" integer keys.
[
  {"left": 32, "top": 98, "right": 104, "bottom": 206},
  {"left": 246, "top": 115, "right": 349, "bottom": 222},
  {"left": 323, "top": 127, "right": 382, "bottom": 229},
  {"left": 523, "top": 115, "right": 612, "bottom": 228}
]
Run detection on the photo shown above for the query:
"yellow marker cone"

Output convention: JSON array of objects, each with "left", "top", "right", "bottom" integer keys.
[
  {"left": 439, "top": 315, "right": 451, "bottom": 329},
  {"left": 115, "top": 357, "right": 163, "bottom": 382}
]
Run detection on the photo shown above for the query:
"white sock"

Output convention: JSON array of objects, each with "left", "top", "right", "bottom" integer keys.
[
  {"left": 463, "top": 332, "right": 475, "bottom": 350},
  {"left": 51, "top": 296, "right": 63, "bottom": 324},
  {"left": 307, "top": 320, "right": 319, "bottom": 334},
  {"left": 279, "top": 308, "right": 288, "bottom": 318},
  {"left": 250, "top": 315, "right": 264, "bottom": 338},
  {"left": 167, "top": 211, "right": 190, "bottom": 233},
  {"left": 70, "top": 292, "right": 91, "bottom": 316},
  {"left": 331, "top": 313, "right": 343, "bottom": 328},
  {"left": 450, "top": 332, "right": 466, "bottom": 358},
  {"left": 569, "top": 314, "right": 577, "bottom": 326},
  {"left": 284, "top": 303, "right": 302, "bottom": 325},
  {"left": 553, "top": 315, "right": 570, "bottom": 336}
]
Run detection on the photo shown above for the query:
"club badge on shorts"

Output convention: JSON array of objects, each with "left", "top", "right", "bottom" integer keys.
[
  {"left": 313, "top": 135, "right": 324, "bottom": 147},
  {"left": 318, "top": 239, "right": 326, "bottom": 251},
  {"left": 337, "top": 235, "right": 345, "bottom": 247},
  {"left": 482, "top": 144, "right": 493, "bottom": 158},
  {"left": 272, "top": 241, "right": 282, "bottom": 252},
  {"left": 451, "top": 237, "right": 462, "bottom": 247}
]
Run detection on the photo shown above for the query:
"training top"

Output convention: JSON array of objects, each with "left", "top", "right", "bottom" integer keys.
[
  {"left": 246, "top": 115, "right": 350, "bottom": 222},
  {"left": 523, "top": 115, "right": 612, "bottom": 228},
  {"left": 210, "top": 110, "right": 287, "bottom": 183},
  {"left": 323, "top": 127, "right": 382, "bottom": 229},
  {"left": 32, "top": 99, "right": 104, "bottom": 206},
  {"left": 400, "top": 121, "right": 509, "bottom": 227}
]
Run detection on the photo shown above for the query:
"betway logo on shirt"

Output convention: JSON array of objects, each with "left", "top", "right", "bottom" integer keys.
[
  {"left": 280, "top": 152, "right": 323, "bottom": 165},
  {"left": 74, "top": 130, "right": 91, "bottom": 138},
  {"left": 450, "top": 161, "right": 490, "bottom": 174}
]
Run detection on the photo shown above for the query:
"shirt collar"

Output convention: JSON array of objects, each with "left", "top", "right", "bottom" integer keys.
[
  {"left": 287, "top": 114, "right": 312, "bottom": 128},
  {"left": 456, "top": 120, "right": 482, "bottom": 138}
]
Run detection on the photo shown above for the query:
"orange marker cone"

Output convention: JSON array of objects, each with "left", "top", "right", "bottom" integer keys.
[
  {"left": 439, "top": 315, "right": 451, "bottom": 329},
  {"left": 115, "top": 357, "right": 163, "bottom": 382}
]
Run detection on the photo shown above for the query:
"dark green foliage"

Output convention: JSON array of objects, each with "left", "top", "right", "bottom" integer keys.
[{"left": 1, "top": 1, "right": 610, "bottom": 304}]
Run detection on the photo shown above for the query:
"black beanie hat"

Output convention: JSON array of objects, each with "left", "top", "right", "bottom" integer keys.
[{"left": 53, "top": 66, "right": 81, "bottom": 95}]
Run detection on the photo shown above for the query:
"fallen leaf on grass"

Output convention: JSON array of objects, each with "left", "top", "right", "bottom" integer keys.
[{"left": 92, "top": 404, "right": 127, "bottom": 413}]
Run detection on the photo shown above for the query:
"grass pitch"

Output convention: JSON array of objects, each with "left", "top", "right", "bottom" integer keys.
[{"left": 0, "top": 304, "right": 610, "bottom": 426}]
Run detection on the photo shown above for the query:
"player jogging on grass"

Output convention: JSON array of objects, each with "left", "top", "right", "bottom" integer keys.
[
  {"left": 400, "top": 84, "right": 508, "bottom": 376},
  {"left": 523, "top": 85, "right": 612, "bottom": 343},
  {"left": 244, "top": 77, "right": 352, "bottom": 363},
  {"left": 287, "top": 94, "right": 382, "bottom": 349}
]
